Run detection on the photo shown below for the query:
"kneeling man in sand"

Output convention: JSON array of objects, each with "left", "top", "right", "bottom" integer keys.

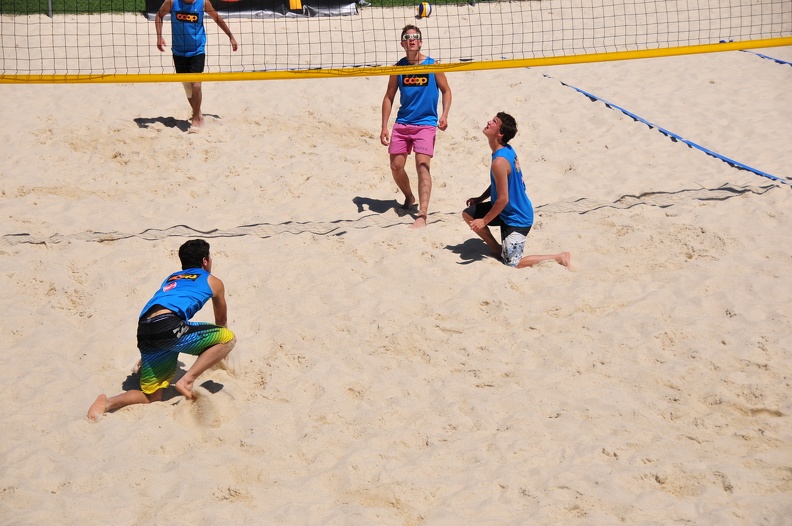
[
  {"left": 88, "top": 239, "right": 236, "bottom": 421},
  {"left": 463, "top": 112, "right": 571, "bottom": 269}
]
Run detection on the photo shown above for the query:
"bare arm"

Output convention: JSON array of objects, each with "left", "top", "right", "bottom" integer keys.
[
  {"left": 466, "top": 187, "right": 492, "bottom": 207},
  {"left": 208, "top": 275, "right": 229, "bottom": 327},
  {"left": 205, "top": 0, "right": 238, "bottom": 51},
  {"left": 380, "top": 75, "right": 398, "bottom": 146},
  {"left": 155, "top": 0, "right": 173, "bottom": 53},
  {"left": 435, "top": 72, "right": 452, "bottom": 131},
  {"left": 470, "top": 157, "right": 510, "bottom": 232}
]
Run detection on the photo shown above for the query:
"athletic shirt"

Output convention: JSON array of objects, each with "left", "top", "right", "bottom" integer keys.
[
  {"left": 490, "top": 145, "right": 534, "bottom": 228},
  {"left": 139, "top": 267, "right": 213, "bottom": 321},
  {"left": 170, "top": 0, "right": 206, "bottom": 57},
  {"left": 395, "top": 57, "right": 439, "bottom": 126}
]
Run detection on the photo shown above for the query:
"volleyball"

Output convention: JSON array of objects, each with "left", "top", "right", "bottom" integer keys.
[{"left": 416, "top": 2, "right": 432, "bottom": 18}]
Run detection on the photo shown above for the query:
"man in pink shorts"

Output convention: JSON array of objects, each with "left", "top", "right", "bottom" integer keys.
[{"left": 380, "top": 25, "right": 452, "bottom": 229}]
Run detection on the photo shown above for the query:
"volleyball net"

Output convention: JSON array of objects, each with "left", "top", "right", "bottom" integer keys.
[{"left": 1, "top": 0, "right": 791, "bottom": 83}]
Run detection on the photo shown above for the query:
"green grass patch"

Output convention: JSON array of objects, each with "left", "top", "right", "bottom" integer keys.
[
  {"left": 365, "top": 0, "right": 477, "bottom": 7},
  {"left": 0, "top": 0, "right": 146, "bottom": 15}
]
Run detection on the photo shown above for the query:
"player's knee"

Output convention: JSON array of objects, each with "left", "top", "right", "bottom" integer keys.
[
  {"left": 216, "top": 327, "right": 236, "bottom": 347},
  {"left": 146, "top": 389, "right": 164, "bottom": 403}
]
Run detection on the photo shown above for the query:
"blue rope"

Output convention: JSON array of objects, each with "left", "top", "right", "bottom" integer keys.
[
  {"left": 540, "top": 73, "right": 789, "bottom": 186},
  {"left": 718, "top": 41, "right": 792, "bottom": 67},
  {"left": 741, "top": 50, "right": 792, "bottom": 67}
]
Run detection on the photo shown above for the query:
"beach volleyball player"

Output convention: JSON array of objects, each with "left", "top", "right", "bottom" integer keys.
[
  {"left": 87, "top": 239, "right": 236, "bottom": 421},
  {"left": 463, "top": 113, "right": 571, "bottom": 269},
  {"left": 155, "top": 0, "right": 238, "bottom": 131},
  {"left": 380, "top": 25, "right": 452, "bottom": 229}
]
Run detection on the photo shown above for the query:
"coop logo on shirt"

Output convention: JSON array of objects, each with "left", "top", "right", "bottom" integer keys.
[
  {"left": 403, "top": 75, "right": 429, "bottom": 86},
  {"left": 175, "top": 11, "right": 200, "bottom": 23},
  {"left": 167, "top": 273, "right": 200, "bottom": 283}
]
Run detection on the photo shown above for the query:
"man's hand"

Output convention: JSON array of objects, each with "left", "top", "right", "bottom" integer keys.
[{"left": 469, "top": 218, "right": 488, "bottom": 233}]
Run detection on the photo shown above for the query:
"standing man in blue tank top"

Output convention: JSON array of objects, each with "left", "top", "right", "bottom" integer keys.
[
  {"left": 463, "top": 113, "right": 572, "bottom": 269},
  {"left": 381, "top": 25, "right": 452, "bottom": 229},
  {"left": 155, "top": 0, "right": 238, "bottom": 131},
  {"left": 87, "top": 239, "right": 236, "bottom": 421}
]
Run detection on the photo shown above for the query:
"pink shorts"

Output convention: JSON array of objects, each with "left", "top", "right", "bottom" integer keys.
[{"left": 388, "top": 123, "right": 436, "bottom": 156}]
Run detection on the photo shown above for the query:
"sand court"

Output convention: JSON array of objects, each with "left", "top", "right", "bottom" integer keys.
[{"left": 1, "top": 43, "right": 791, "bottom": 523}]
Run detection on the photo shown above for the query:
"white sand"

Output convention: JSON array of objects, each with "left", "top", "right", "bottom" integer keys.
[{"left": 1, "top": 43, "right": 791, "bottom": 523}]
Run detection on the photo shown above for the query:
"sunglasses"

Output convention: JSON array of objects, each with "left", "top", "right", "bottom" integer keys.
[{"left": 401, "top": 33, "right": 422, "bottom": 41}]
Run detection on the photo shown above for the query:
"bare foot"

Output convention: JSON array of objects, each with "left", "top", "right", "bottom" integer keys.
[
  {"left": 189, "top": 115, "right": 204, "bottom": 133},
  {"left": 87, "top": 394, "right": 108, "bottom": 422},
  {"left": 558, "top": 252, "right": 573, "bottom": 270},
  {"left": 174, "top": 378, "right": 195, "bottom": 400},
  {"left": 409, "top": 214, "right": 427, "bottom": 229},
  {"left": 401, "top": 195, "right": 416, "bottom": 210}
]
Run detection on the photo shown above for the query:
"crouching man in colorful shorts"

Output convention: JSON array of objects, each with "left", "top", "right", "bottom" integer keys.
[{"left": 88, "top": 239, "right": 236, "bottom": 421}]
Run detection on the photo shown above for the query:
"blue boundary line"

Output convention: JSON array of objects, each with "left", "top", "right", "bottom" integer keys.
[
  {"left": 718, "top": 41, "right": 792, "bottom": 67},
  {"left": 540, "top": 73, "right": 789, "bottom": 186},
  {"left": 740, "top": 50, "right": 792, "bottom": 67}
]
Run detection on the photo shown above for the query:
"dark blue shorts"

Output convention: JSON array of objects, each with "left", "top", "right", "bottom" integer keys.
[
  {"left": 469, "top": 202, "right": 532, "bottom": 240},
  {"left": 173, "top": 54, "right": 205, "bottom": 74}
]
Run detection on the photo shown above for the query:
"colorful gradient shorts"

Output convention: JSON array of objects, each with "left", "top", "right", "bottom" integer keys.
[{"left": 137, "top": 313, "right": 235, "bottom": 394}]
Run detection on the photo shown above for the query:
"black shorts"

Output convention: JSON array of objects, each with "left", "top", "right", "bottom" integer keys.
[
  {"left": 173, "top": 54, "right": 206, "bottom": 74},
  {"left": 469, "top": 202, "right": 532, "bottom": 240}
]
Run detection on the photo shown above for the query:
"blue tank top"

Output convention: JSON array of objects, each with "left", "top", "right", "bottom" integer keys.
[
  {"left": 140, "top": 268, "right": 213, "bottom": 320},
  {"left": 491, "top": 145, "right": 534, "bottom": 228},
  {"left": 171, "top": 0, "right": 206, "bottom": 57},
  {"left": 395, "top": 57, "right": 439, "bottom": 126}
]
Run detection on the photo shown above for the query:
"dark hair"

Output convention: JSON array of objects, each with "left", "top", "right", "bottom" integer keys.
[
  {"left": 497, "top": 112, "right": 518, "bottom": 144},
  {"left": 401, "top": 25, "right": 422, "bottom": 40},
  {"left": 179, "top": 239, "right": 210, "bottom": 270}
]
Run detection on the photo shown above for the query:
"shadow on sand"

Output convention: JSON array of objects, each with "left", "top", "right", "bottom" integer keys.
[{"left": 445, "top": 238, "right": 493, "bottom": 265}]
